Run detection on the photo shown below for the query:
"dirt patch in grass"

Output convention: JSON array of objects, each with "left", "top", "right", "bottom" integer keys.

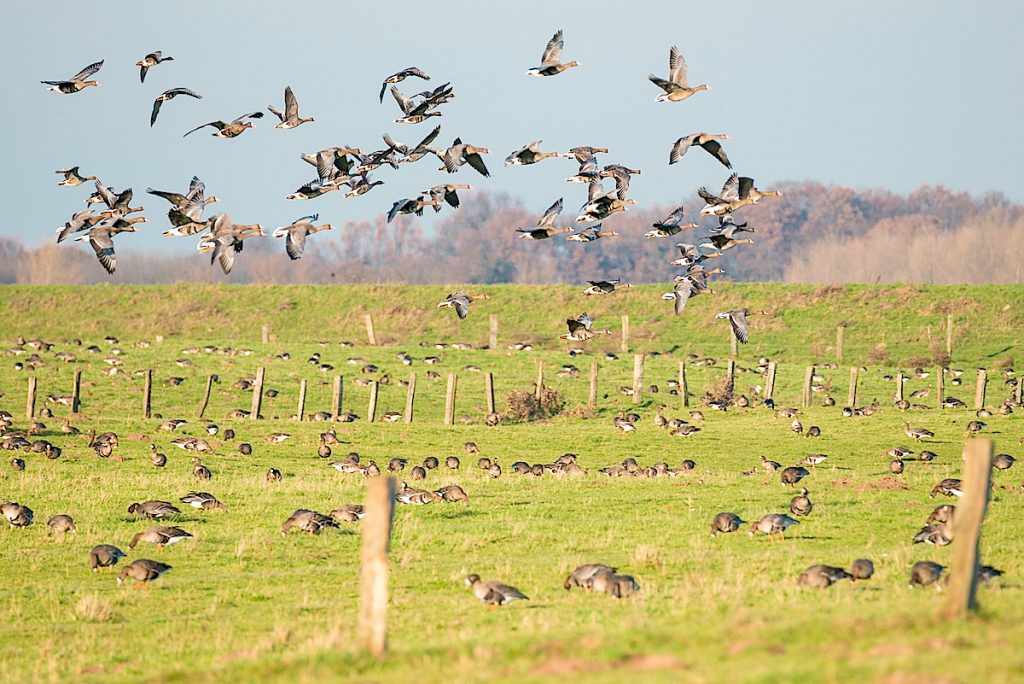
[{"left": 832, "top": 476, "right": 909, "bottom": 491}]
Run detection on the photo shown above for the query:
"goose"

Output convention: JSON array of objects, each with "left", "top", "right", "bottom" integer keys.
[
  {"left": 966, "top": 420, "right": 987, "bottom": 434},
  {"left": 699, "top": 174, "right": 782, "bottom": 216},
  {"left": 266, "top": 467, "right": 283, "bottom": 482},
  {"left": 192, "top": 457, "right": 212, "bottom": 481},
  {"left": 445, "top": 456, "right": 460, "bottom": 469},
  {"left": 343, "top": 174, "right": 385, "bottom": 198},
  {"left": 330, "top": 504, "right": 365, "bottom": 522},
  {"left": 711, "top": 214, "right": 755, "bottom": 240},
  {"left": 197, "top": 214, "right": 266, "bottom": 275},
  {"left": 564, "top": 146, "right": 608, "bottom": 183},
  {"left": 136, "top": 51, "right": 173, "bottom": 82},
  {"left": 9, "top": 457, "right": 25, "bottom": 472},
  {"left": 902, "top": 422, "right": 934, "bottom": 441},
  {"left": 909, "top": 561, "right": 944, "bottom": 588},
  {"left": 424, "top": 182, "right": 471, "bottom": 212},
  {"left": 526, "top": 29, "right": 580, "bottom": 76},
  {"left": 128, "top": 500, "right": 180, "bottom": 519},
  {"left": 301, "top": 147, "right": 359, "bottom": 185},
  {"left": 149, "top": 87, "right": 201, "bottom": 127},
  {"left": 465, "top": 574, "right": 528, "bottom": 605},
  {"left": 576, "top": 178, "right": 637, "bottom": 223},
  {"left": 913, "top": 520, "right": 953, "bottom": 546},
  {"left": 74, "top": 218, "right": 142, "bottom": 275},
  {"left": 599, "top": 164, "right": 640, "bottom": 196},
  {"left": 180, "top": 492, "right": 224, "bottom": 510},
  {"left": 387, "top": 195, "right": 440, "bottom": 222},
  {"left": 390, "top": 84, "right": 450, "bottom": 124},
  {"left": 47, "top": 514, "right": 76, "bottom": 536},
  {"left": 606, "top": 574, "right": 641, "bottom": 598},
  {"left": 518, "top": 198, "right": 573, "bottom": 239},
  {"left": 117, "top": 559, "right": 172, "bottom": 588},
  {"left": 930, "top": 478, "right": 963, "bottom": 498},
  {"left": 850, "top": 559, "right": 875, "bottom": 582},
  {"left": 90, "top": 180, "right": 139, "bottom": 214},
  {"left": 889, "top": 459, "right": 905, "bottom": 474},
  {"left": 566, "top": 225, "right": 618, "bottom": 242},
  {"left": 662, "top": 280, "right": 698, "bottom": 316},
  {"left": 42, "top": 60, "right": 103, "bottom": 93},
  {"left": 564, "top": 564, "right": 617, "bottom": 590},
  {"left": 56, "top": 209, "right": 103, "bottom": 243},
  {"left": 701, "top": 234, "right": 754, "bottom": 251},
  {"left": 918, "top": 450, "right": 938, "bottom": 463},
  {"left": 645, "top": 206, "right": 696, "bottom": 238},
  {"left": 648, "top": 46, "right": 707, "bottom": 102},
  {"left": 798, "top": 564, "right": 853, "bottom": 588},
  {"left": 56, "top": 167, "right": 96, "bottom": 187},
  {"left": 613, "top": 414, "right": 637, "bottom": 434},
  {"left": 561, "top": 312, "right": 610, "bottom": 342},
  {"left": 438, "top": 291, "right": 489, "bottom": 319},
  {"left": 183, "top": 111, "right": 264, "bottom": 139},
  {"left": 383, "top": 126, "right": 442, "bottom": 166},
  {"left": 272, "top": 214, "right": 334, "bottom": 260},
  {"left": 437, "top": 138, "right": 491, "bottom": 177},
  {"left": 669, "top": 425, "right": 700, "bottom": 437},
  {"left": 379, "top": 66, "right": 430, "bottom": 102},
  {"left": 978, "top": 565, "right": 1004, "bottom": 583},
  {"left": 149, "top": 176, "right": 218, "bottom": 218},
  {"left": 128, "top": 525, "right": 192, "bottom": 549},
  {"left": 716, "top": 308, "right": 757, "bottom": 344},
  {"left": 670, "top": 133, "right": 731, "bottom": 168},
  {"left": 89, "top": 544, "right": 125, "bottom": 572},
  {"left": 749, "top": 513, "right": 799, "bottom": 541},
  {"left": 993, "top": 453, "right": 1015, "bottom": 470},
  {"left": 710, "top": 512, "right": 745, "bottom": 536},
  {"left": 268, "top": 86, "right": 315, "bottom": 129},
  {"left": 582, "top": 279, "right": 631, "bottom": 296},
  {"left": 790, "top": 488, "right": 813, "bottom": 516},
  {"left": 506, "top": 141, "right": 572, "bottom": 166},
  {"left": 781, "top": 466, "right": 810, "bottom": 487},
  {"left": 281, "top": 509, "right": 339, "bottom": 535}
]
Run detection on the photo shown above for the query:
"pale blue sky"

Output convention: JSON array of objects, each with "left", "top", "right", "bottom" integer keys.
[{"left": 3, "top": 0, "right": 1022, "bottom": 254}]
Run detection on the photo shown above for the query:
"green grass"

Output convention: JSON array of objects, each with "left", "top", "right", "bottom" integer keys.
[{"left": 0, "top": 284, "right": 1022, "bottom": 683}]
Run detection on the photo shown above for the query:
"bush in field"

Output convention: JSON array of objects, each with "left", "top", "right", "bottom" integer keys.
[
  {"left": 505, "top": 388, "right": 565, "bottom": 422},
  {"left": 702, "top": 374, "right": 734, "bottom": 407}
]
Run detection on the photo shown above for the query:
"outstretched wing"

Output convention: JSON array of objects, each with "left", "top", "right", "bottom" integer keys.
[
  {"left": 541, "top": 29, "right": 564, "bottom": 65},
  {"left": 668, "top": 46, "right": 688, "bottom": 86},
  {"left": 721, "top": 173, "right": 740, "bottom": 200},
  {"left": 464, "top": 152, "right": 490, "bottom": 178},
  {"left": 284, "top": 86, "right": 298, "bottom": 120},
  {"left": 183, "top": 121, "right": 220, "bottom": 137},
  {"left": 669, "top": 135, "right": 695, "bottom": 164},
  {"left": 539, "top": 198, "right": 563, "bottom": 227},
  {"left": 285, "top": 230, "right": 306, "bottom": 260},
  {"left": 70, "top": 60, "right": 104, "bottom": 82},
  {"left": 150, "top": 98, "right": 163, "bottom": 127},
  {"left": 390, "top": 86, "right": 414, "bottom": 115},
  {"left": 232, "top": 111, "right": 264, "bottom": 125},
  {"left": 729, "top": 311, "right": 749, "bottom": 344},
  {"left": 701, "top": 139, "right": 732, "bottom": 169},
  {"left": 737, "top": 176, "right": 755, "bottom": 199}
]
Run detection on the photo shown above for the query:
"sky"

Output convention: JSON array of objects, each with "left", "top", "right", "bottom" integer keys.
[{"left": 3, "top": 0, "right": 1022, "bottom": 255}]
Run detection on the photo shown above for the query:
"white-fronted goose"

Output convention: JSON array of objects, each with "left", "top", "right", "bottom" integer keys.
[
  {"left": 128, "top": 500, "right": 180, "bottom": 519},
  {"left": 902, "top": 422, "right": 934, "bottom": 441},
  {"left": 42, "top": 60, "right": 103, "bottom": 93},
  {"left": 505, "top": 141, "right": 572, "bottom": 166},
  {"left": 930, "top": 478, "right": 963, "bottom": 498},
  {"left": 716, "top": 308, "right": 757, "bottom": 344},
  {"left": 798, "top": 564, "right": 853, "bottom": 588},
  {"left": 268, "top": 86, "right": 315, "bottom": 129},
  {"left": 645, "top": 206, "right": 696, "bottom": 238},
  {"left": 150, "top": 87, "right": 201, "bottom": 126},
  {"left": 197, "top": 214, "right": 266, "bottom": 275},
  {"left": 74, "top": 218, "right": 143, "bottom": 275},
  {"left": 566, "top": 225, "right": 618, "bottom": 242},
  {"left": 384, "top": 125, "right": 442, "bottom": 165},
  {"left": 424, "top": 183, "right": 471, "bottom": 211},
  {"left": 670, "top": 133, "right": 731, "bottom": 168},
  {"left": 47, "top": 514, "right": 76, "bottom": 536},
  {"left": 438, "top": 291, "right": 489, "bottom": 320},
  {"left": 343, "top": 174, "right": 385, "bottom": 198},
  {"left": 781, "top": 466, "right": 810, "bottom": 487},
  {"left": 379, "top": 66, "right": 430, "bottom": 102},
  {"left": 517, "top": 198, "right": 573, "bottom": 239},
  {"left": 465, "top": 574, "right": 528, "bottom": 605},
  {"left": 437, "top": 138, "right": 491, "bottom": 177},
  {"left": 701, "top": 233, "right": 754, "bottom": 251},
  {"left": 564, "top": 146, "right": 607, "bottom": 183},
  {"left": 390, "top": 83, "right": 451, "bottom": 124},
  {"left": 749, "top": 513, "right": 799, "bottom": 540},
  {"left": 671, "top": 242, "right": 722, "bottom": 268},
  {"left": 649, "top": 47, "right": 707, "bottom": 102},
  {"left": 128, "top": 525, "right": 192, "bottom": 549},
  {"left": 272, "top": 214, "right": 334, "bottom": 260},
  {"left": 281, "top": 509, "right": 339, "bottom": 535},
  {"left": 184, "top": 111, "right": 264, "bottom": 139},
  {"left": 582, "top": 279, "right": 631, "bottom": 296},
  {"left": 387, "top": 195, "right": 440, "bottom": 222},
  {"left": 790, "top": 488, "right": 812, "bottom": 516},
  {"left": 561, "top": 312, "right": 609, "bottom": 342},
  {"left": 136, "top": 51, "right": 173, "bottom": 82},
  {"left": 330, "top": 504, "right": 365, "bottom": 522},
  {"left": 526, "top": 30, "right": 580, "bottom": 76},
  {"left": 576, "top": 177, "right": 636, "bottom": 223},
  {"left": 117, "top": 559, "right": 172, "bottom": 588},
  {"left": 564, "top": 564, "right": 616, "bottom": 589},
  {"left": 698, "top": 174, "right": 782, "bottom": 216},
  {"left": 56, "top": 209, "right": 102, "bottom": 243},
  {"left": 850, "top": 559, "right": 874, "bottom": 581},
  {"left": 710, "top": 512, "right": 745, "bottom": 536},
  {"left": 90, "top": 544, "right": 125, "bottom": 571},
  {"left": 909, "top": 560, "right": 944, "bottom": 588},
  {"left": 56, "top": 167, "right": 96, "bottom": 187}
]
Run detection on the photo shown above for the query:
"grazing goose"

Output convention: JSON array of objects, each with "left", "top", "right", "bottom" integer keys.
[
  {"left": 89, "top": 544, "right": 125, "bottom": 572},
  {"left": 716, "top": 308, "right": 756, "bottom": 344},
  {"left": 902, "top": 422, "right": 934, "bottom": 441},
  {"left": 517, "top": 198, "right": 573, "bottom": 239},
  {"left": 150, "top": 87, "right": 202, "bottom": 126},
  {"left": 930, "top": 478, "right": 963, "bottom": 498},
  {"left": 192, "top": 457, "right": 212, "bottom": 481},
  {"left": 281, "top": 509, "right": 339, "bottom": 535},
  {"left": 183, "top": 111, "right": 264, "bottom": 139},
  {"left": 564, "top": 564, "right": 617, "bottom": 590},
  {"left": 710, "top": 512, "right": 745, "bottom": 536},
  {"left": 445, "top": 456, "right": 460, "bottom": 469},
  {"left": 798, "top": 565, "right": 853, "bottom": 587},
  {"left": 927, "top": 504, "right": 956, "bottom": 525},
  {"left": 47, "top": 514, "right": 76, "bottom": 536},
  {"left": 438, "top": 291, "right": 489, "bottom": 319},
  {"left": 128, "top": 525, "right": 192, "bottom": 549},
  {"left": 613, "top": 414, "right": 637, "bottom": 434},
  {"left": 465, "top": 574, "right": 528, "bottom": 605},
  {"left": 437, "top": 138, "right": 491, "bottom": 177},
  {"left": 56, "top": 167, "right": 96, "bottom": 187},
  {"left": 128, "top": 500, "right": 180, "bottom": 519},
  {"left": 913, "top": 520, "right": 953, "bottom": 546},
  {"left": 74, "top": 219, "right": 142, "bottom": 275},
  {"left": 330, "top": 504, "right": 365, "bottom": 522},
  {"left": 582, "top": 279, "right": 631, "bottom": 296},
  {"left": 607, "top": 574, "right": 641, "bottom": 598},
  {"left": 42, "top": 60, "right": 103, "bottom": 93},
  {"left": 889, "top": 459, "right": 905, "bottom": 474},
  {"left": 266, "top": 468, "right": 283, "bottom": 482},
  {"left": 10, "top": 457, "right": 25, "bottom": 471},
  {"left": 117, "top": 559, "right": 172, "bottom": 588},
  {"left": 645, "top": 206, "right": 696, "bottom": 238},
  {"left": 749, "top": 513, "right": 799, "bottom": 540},
  {"left": 181, "top": 491, "right": 224, "bottom": 510},
  {"left": 978, "top": 565, "right": 1004, "bottom": 583},
  {"left": 379, "top": 66, "right": 430, "bottom": 102},
  {"left": 136, "top": 51, "right": 173, "bottom": 82},
  {"left": 966, "top": 420, "right": 987, "bottom": 435},
  {"left": 781, "top": 466, "right": 810, "bottom": 487},
  {"left": 909, "top": 561, "right": 945, "bottom": 588},
  {"left": 669, "top": 133, "right": 731, "bottom": 168},
  {"left": 526, "top": 29, "right": 580, "bottom": 76},
  {"left": 424, "top": 183, "right": 472, "bottom": 212},
  {"left": 789, "top": 488, "right": 813, "bottom": 516},
  {"left": 272, "top": 214, "right": 334, "bottom": 260},
  {"left": 505, "top": 141, "right": 572, "bottom": 165},
  {"left": 648, "top": 46, "right": 707, "bottom": 102},
  {"left": 993, "top": 453, "right": 1016, "bottom": 470},
  {"left": 850, "top": 559, "right": 875, "bottom": 581},
  {"left": 435, "top": 484, "right": 469, "bottom": 502},
  {"left": 268, "top": 86, "right": 315, "bottom": 129}
]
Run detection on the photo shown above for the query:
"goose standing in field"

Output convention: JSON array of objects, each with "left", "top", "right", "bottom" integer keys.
[
  {"left": 582, "top": 279, "right": 631, "bottom": 296},
  {"left": 930, "top": 478, "right": 963, "bottom": 498},
  {"left": 379, "top": 66, "right": 430, "bottom": 102},
  {"left": 438, "top": 291, "right": 489, "bottom": 320},
  {"left": 47, "top": 514, "right": 76, "bottom": 537},
  {"left": 966, "top": 420, "right": 987, "bottom": 435},
  {"left": 89, "top": 544, "right": 125, "bottom": 572},
  {"left": 518, "top": 198, "right": 573, "bottom": 239},
  {"left": 128, "top": 500, "right": 181, "bottom": 519},
  {"left": 645, "top": 206, "right": 696, "bottom": 238},
  {"left": 2, "top": 502, "right": 34, "bottom": 528},
  {"left": 505, "top": 141, "right": 572, "bottom": 166},
  {"left": 273, "top": 214, "right": 334, "bottom": 260},
  {"left": 74, "top": 218, "right": 143, "bottom": 275},
  {"left": 716, "top": 308, "right": 762, "bottom": 344},
  {"left": 437, "top": 138, "right": 491, "bottom": 177},
  {"left": 191, "top": 457, "right": 212, "bottom": 481},
  {"left": 781, "top": 466, "right": 810, "bottom": 487},
  {"left": 910, "top": 561, "right": 945, "bottom": 588},
  {"left": 749, "top": 513, "right": 799, "bottom": 541},
  {"left": 424, "top": 183, "right": 472, "bottom": 212},
  {"left": 268, "top": 86, "right": 315, "bottom": 129},
  {"left": 564, "top": 564, "right": 617, "bottom": 590},
  {"left": 150, "top": 87, "right": 202, "bottom": 126},
  {"left": 136, "top": 51, "right": 173, "bottom": 82},
  {"left": 465, "top": 574, "right": 529, "bottom": 605},
  {"left": 992, "top": 453, "right": 1016, "bottom": 470},
  {"left": 850, "top": 559, "right": 875, "bottom": 581},
  {"left": 670, "top": 133, "right": 731, "bottom": 168},
  {"left": 790, "top": 488, "right": 813, "bottom": 516},
  {"left": 128, "top": 525, "right": 192, "bottom": 549},
  {"left": 183, "top": 111, "right": 264, "bottom": 139},
  {"left": 566, "top": 225, "right": 618, "bottom": 242},
  {"left": 42, "top": 60, "right": 103, "bottom": 93},
  {"left": 150, "top": 444, "right": 167, "bottom": 468},
  {"left": 798, "top": 564, "right": 853, "bottom": 588},
  {"left": 648, "top": 46, "right": 707, "bottom": 102},
  {"left": 117, "top": 559, "right": 172, "bottom": 588},
  {"left": 902, "top": 421, "right": 934, "bottom": 441},
  {"left": 710, "top": 512, "right": 745, "bottom": 536},
  {"left": 56, "top": 167, "right": 96, "bottom": 187},
  {"left": 526, "top": 29, "right": 580, "bottom": 76}
]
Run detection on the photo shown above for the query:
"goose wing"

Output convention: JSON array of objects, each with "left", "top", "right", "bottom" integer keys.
[
  {"left": 285, "top": 229, "right": 307, "bottom": 260},
  {"left": 150, "top": 98, "right": 164, "bottom": 126},
  {"left": 720, "top": 173, "right": 740, "bottom": 200},
  {"left": 700, "top": 139, "right": 732, "bottom": 169},
  {"left": 728, "top": 310, "right": 749, "bottom": 344},
  {"left": 538, "top": 198, "right": 563, "bottom": 227},
  {"left": 668, "top": 46, "right": 689, "bottom": 86},
  {"left": 232, "top": 111, "right": 264, "bottom": 125},
  {"left": 541, "top": 30, "right": 564, "bottom": 65},
  {"left": 390, "top": 86, "right": 414, "bottom": 115},
  {"left": 183, "top": 121, "right": 223, "bottom": 138},
  {"left": 737, "top": 176, "right": 755, "bottom": 199},
  {"left": 283, "top": 86, "right": 299, "bottom": 120},
  {"left": 669, "top": 135, "right": 696, "bottom": 164},
  {"left": 87, "top": 231, "right": 117, "bottom": 274},
  {"left": 70, "top": 60, "right": 104, "bottom": 82}
]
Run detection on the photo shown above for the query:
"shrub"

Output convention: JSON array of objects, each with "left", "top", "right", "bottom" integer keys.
[{"left": 504, "top": 388, "right": 565, "bottom": 422}]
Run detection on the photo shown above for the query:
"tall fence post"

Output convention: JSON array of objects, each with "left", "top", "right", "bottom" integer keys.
[
  {"left": 730, "top": 329, "right": 738, "bottom": 358},
  {"left": 836, "top": 325, "right": 845, "bottom": 365},
  {"left": 249, "top": 367, "right": 265, "bottom": 420},
  {"left": 71, "top": 370, "right": 82, "bottom": 414},
  {"left": 261, "top": 324, "right": 270, "bottom": 345},
  {"left": 895, "top": 372, "right": 905, "bottom": 403},
  {"left": 847, "top": 367, "right": 858, "bottom": 408},
  {"left": 589, "top": 361, "right": 599, "bottom": 410},
  {"left": 726, "top": 359, "right": 736, "bottom": 394},
  {"left": 331, "top": 375, "right": 343, "bottom": 420},
  {"left": 484, "top": 372, "right": 495, "bottom": 415},
  {"left": 937, "top": 368, "right": 946, "bottom": 409},
  {"left": 25, "top": 377, "right": 36, "bottom": 420},
  {"left": 1015, "top": 378, "right": 1023, "bottom": 406},
  {"left": 620, "top": 315, "right": 630, "bottom": 354},
  {"left": 632, "top": 353, "right": 644, "bottom": 404},
  {"left": 974, "top": 369, "right": 987, "bottom": 410},
  {"left": 941, "top": 439, "right": 993, "bottom": 620},
  {"left": 801, "top": 366, "right": 814, "bottom": 407},
  {"left": 945, "top": 313, "right": 954, "bottom": 357},
  {"left": 367, "top": 381, "right": 379, "bottom": 423},
  {"left": 295, "top": 379, "right": 307, "bottom": 421},
  {"left": 364, "top": 314, "right": 377, "bottom": 346},
  {"left": 489, "top": 314, "right": 498, "bottom": 352},
  {"left": 404, "top": 372, "right": 416, "bottom": 423},
  {"left": 765, "top": 361, "right": 777, "bottom": 402},
  {"left": 143, "top": 369, "right": 153, "bottom": 419},
  {"left": 198, "top": 374, "right": 214, "bottom": 419},
  {"left": 444, "top": 374, "right": 457, "bottom": 426},
  {"left": 534, "top": 360, "right": 544, "bottom": 400},
  {"left": 360, "top": 476, "right": 396, "bottom": 657},
  {"left": 679, "top": 361, "right": 688, "bottom": 408}
]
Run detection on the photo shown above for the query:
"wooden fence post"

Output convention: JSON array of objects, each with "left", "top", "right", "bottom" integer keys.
[
  {"left": 945, "top": 313, "right": 953, "bottom": 357},
  {"left": 937, "top": 368, "right": 946, "bottom": 409},
  {"left": 360, "top": 476, "right": 396, "bottom": 657},
  {"left": 143, "top": 369, "right": 153, "bottom": 419},
  {"left": 836, "top": 325, "right": 845, "bottom": 365},
  {"left": 588, "top": 361, "right": 599, "bottom": 410},
  {"left": 1015, "top": 378, "right": 1023, "bottom": 406},
  {"left": 765, "top": 361, "right": 777, "bottom": 402},
  {"left": 249, "top": 367, "right": 265, "bottom": 420},
  {"left": 367, "top": 381, "right": 379, "bottom": 423},
  {"left": 364, "top": 314, "right": 377, "bottom": 346},
  {"left": 847, "top": 367, "right": 858, "bottom": 408},
  {"left": 730, "top": 329, "right": 738, "bottom": 358},
  {"left": 404, "top": 372, "right": 416, "bottom": 423},
  {"left": 489, "top": 314, "right": 498, "bottom": 351},
  {"left": 941, "top": 439, "right": 993, "bottom": 620},
  {"left": 484, "top": 372, "right": 495, "bottom": 415},
  {"left": 198, "top": 374, "right": 214, "bottom": 419},
  {"left": 331, "top": 375, "right": 343, "bottom": 420},
  {"left": 25, "top": 377, "right": 36, "bottom": 420},
  {"left": 632, "top": 353, "right": 644, "bottom": 404},
  {"left": 535, "top": 360, "right": 544, "bottom": 400},
  {"left": 801, "top": 366, "right": 814, "bottom": 407},
  {"left": 620, "top": 315, "right": 629, "bottom": 354},
  {"left": 895, "top": 372, "right": 904, "bottom": 403},
  {"left": 71, "top": 370, "right": 82, "bottom": 414},
  {"left": 444, "top": 374, "right": 457, "bottom": 426},
  {"left": 261, "top": 324, "right": 269, "bottom": 345},
  {"left": 295, "top": 379, "right": 307, "bottom": 421},
  {"left": 726, "top": 359, "right": 736, "bottom": 394},
  {"left": 974, "top": 369, "right": 987, "bottom": 410},
  {"left": 679, "top": 361, "right": 688, "bottom": 408}
]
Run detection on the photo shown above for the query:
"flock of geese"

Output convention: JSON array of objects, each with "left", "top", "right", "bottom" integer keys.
[{"left": 45, "top": 33, "right": 781, "bottom": 339}]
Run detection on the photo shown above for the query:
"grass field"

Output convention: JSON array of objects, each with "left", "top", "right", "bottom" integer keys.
[{"left": 0, "top": 284, "right": 1022, "bottom": 683}]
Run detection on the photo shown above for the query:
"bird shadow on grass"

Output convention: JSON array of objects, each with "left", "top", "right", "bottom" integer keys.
[{"left": 438, "top": 509, "right": 483, "bottom": 520}]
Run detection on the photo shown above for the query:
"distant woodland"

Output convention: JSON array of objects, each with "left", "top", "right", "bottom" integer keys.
[{"left": 4, "top": 183, "right": 1021, "bottom": 285}]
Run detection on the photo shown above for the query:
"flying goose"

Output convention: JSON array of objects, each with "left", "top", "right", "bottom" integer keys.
[
  {"left": 437, "top": 138, "right": 491, "bottom": 177},
  {"left": 136, "top": 51, "right": 173, "bottom": 82},
  {"left": 645, "top": 206, "right": 696, "bottom": 238},
  {"left": 465, "top": 574, "right": 528, "bottom": 605},
  {"left": 564, "top": 147, "right": 607, "bottom": 183},
  {"left": 343, "top": 174, "right": 385, "bottom": 198},
  {"left": 576, "top": 178, "right": 636, "bottom": 222},
  {"left": 384, "top": 125, "right": 442, "bottom": 164},
  {"left": 56, "top": 167, "right": 96, "bottom": 187},
  {"left": 438, "top": 291, "right": 489, "bottom": 320},
  {"left": 701, "top": 233, "right": 753, "bottom": 251},
  {"left": 698, "top": 174, "right": 782, "bottom": 216},
  {"left": 268, "top": 86, "right": 315, "bottom": 129},
  {"left": 90, "top": 180, "right": 139, "bottom": 214},
  {"left": 526, "top": 30, "right": 580, "bottom": 76},
  {"left": 42, "top": 60, "right": 103, "bottom": 93},
  {"left": 74, "top": 218, "right": 144, "bottom": 275},
  {"left": 517, "top": 198, "right": 573, "bottom": 239},
  {"left": 505, "top": 141, "right": 572, "bottom": 166},
  {"left": 662, "top": 280, "right": 699, "bottom": 316},
  {"left": 716, "top": 308, "right": 759, "bottom": 344},
  {"left": 390, "top": 84, "right": 451, "bottom": 124},
  {"left": 582, "top": 279, "right": 631, "bottom": 296},
  {"left": 197, "top": 214, "right": 266, "bottom": 274},
  {"left": 566, "top": 225, "right": 618, "bottom": 242},
  {"left": 561, "top": 312, "right": 609, "bottom": 342},
  {"left": 56, "top": 209, "right": 103, "bottom": 243},
  {"left": 128, "top": 525, "right": 192, "bottom": 549},
  {"left": 387, "top": 195, "right": 440, "bottom": 222},
  {"left": 670, "top": 133, "right": 731, "bottom": 168},
  {"left": 150, "top": 87, "right": 201, "bottom": 126},
  {"left": 671, "top": 242, "right": 722, "bottom": 268},
  {"left": 117, "top": 559, "right": 172, "bottom": 588},
  {"left": 711, "top": 214, "right": 755, "bottom": 240},
  {"left": 183, "top": 111, "right": 264, "bottom": 139},
  {"left": 301, "top": 147, "right": 359, "bottom": 185},
  {"left": 379, "top": 66, "right": 430, "bottom": 102},
  {"left": 272, "top": 214, "right": 334, "bottom": 260},
  {"left": 424, "top": 183, "right": 471, "bottom": 211},
  {"left": 648, "top": 47, "right": 707, "bottom": 102}
]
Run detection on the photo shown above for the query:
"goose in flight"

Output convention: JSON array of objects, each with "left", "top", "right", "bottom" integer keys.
[
  {"left": 649, "top": 46, "right": 707, "bottom": 102},
  {"left": 75, "top": 217, "right": 145, "bottom": 274},
  {"left": 437, "top": 138, "right": 491, "bottom": 177},
  {"left": 671, "top": 242, "right": 722, "bottom": 268},
  {"left": 582, "top": 279, "right": 631, "bottom": 296},
  {"left": 198, "top": 214, "right": 266, "bottom": 274},
  {"left": 150, "top": 176, "right": 218, "bottom": 231},
  {"left": 645, "top": 206, "right": 696, "bottom": 238},
  {"left": 387, "top": 195, "right": 439, "bottom": 222},
  {"left": 91, "top": 181, "right": 140, "bottom": 216},
  {"left": 424, "top": 183, "right": 472, "bottom": 212},
  {"left": 699, "top": 174, "right": 783, "bottom": 216},
  {"left": 566, "top": 225, "right": 617, "bottom": 242},
  {"left": 56, "top": 209, "right": 103, "bottom": 243},
  {"left": 505, "top": 141, "right": 572, "bottom": 166},
  {"left": 560, "top": 312, "right": 609, "bottom": 342},
  {"left": 576, "top": 178, "right": 636, "bottom": 223},
  {"left": 526, "top": 30, "right": 580, "bottom": 76},
  {"left": 268, "top": 86, "right": 315, "bottom": 129},
  {"left": 383, "top": 125, "right": 441, "bottom": 164},
  {"left": 517, "top": 198, "right": 573, "bottom": 239},
  {"left": 669, "top": 133, "right": 731, "bottom": 168},
  {"left": 272, "top": 214, "right": 334, "bottom": 260},
  {"left": 438, "top": 291, "right": 490, "bottom": 320},
  {"left": 183, "top": 111, "right": 264, "bottom": 139},
  {"left": 390, "top": 84, "right": 451, "bottom": 124},
  {"left": 56, "top": 167, "right": 96, "bottom": 187},
  {"left": 42, "top": 60, "right": 103, "bottom": 93},
  {"left": 301, "top": 147, "right": 360, "bottom": 185},
  {"left": 564, "top": 146, "right": 607, "bottom": 183},
  {"left": 701, "top": 233, "right": 754, "bottom": 251},
  {"left": 716, "top": 308, "right": 757, "bottom": 344},
  {"left": 150, "top": 87, "right": 201, "bottom": 126},
  {"left": 136, "top": 51, "right": 173, "bottom": 82},
  {"left": 379, "top": 66, "right": 430, "bottom": 103}
]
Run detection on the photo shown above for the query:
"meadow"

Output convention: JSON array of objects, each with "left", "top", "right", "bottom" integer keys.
[{"left": 0, "top": 283, "right": 1022, "bottom": 683}]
